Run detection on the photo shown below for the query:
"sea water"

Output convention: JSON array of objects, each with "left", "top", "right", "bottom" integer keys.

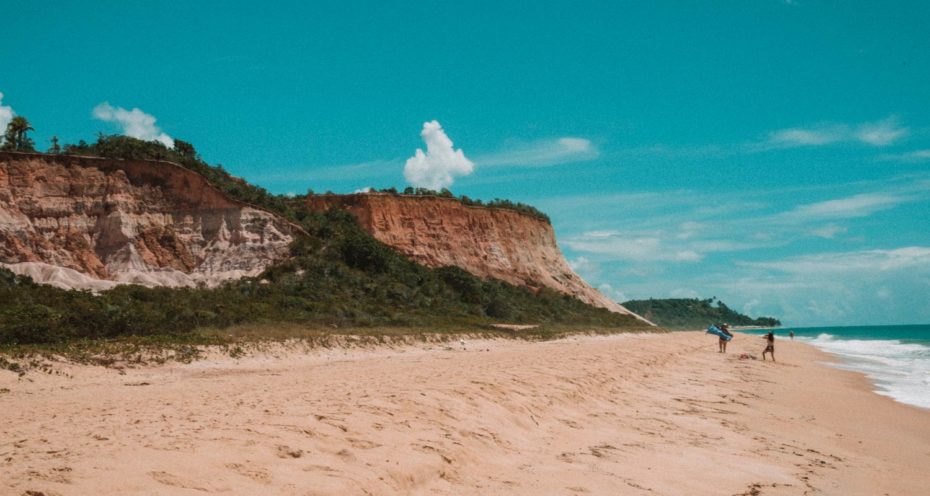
[{"left": 743, "top": 325, "right": 930, "bottom": 409}]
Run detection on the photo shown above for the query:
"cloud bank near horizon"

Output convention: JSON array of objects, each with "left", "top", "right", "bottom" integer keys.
[
  {"left": 92, "top": 102, "right": 174, "bottom": 148},
  {"left": 403, "top": 120, "right": 474, "bottom": 190}
]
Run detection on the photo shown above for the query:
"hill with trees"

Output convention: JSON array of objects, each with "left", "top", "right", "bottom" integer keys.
[{"left": 621, "top": 297, "right": 780, "bottom": 329}]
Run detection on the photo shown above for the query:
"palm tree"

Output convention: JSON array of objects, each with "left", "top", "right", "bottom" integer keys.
[{"left": 2, "top": 116, "right": 35, "bottom": 151}]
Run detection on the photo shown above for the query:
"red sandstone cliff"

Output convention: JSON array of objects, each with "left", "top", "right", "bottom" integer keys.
[
  {"left": 307, "top": 193, "right": 649, "bottom": 322},
  {"left": 0, "top": 152, "right": 297, "bottom": 290}
]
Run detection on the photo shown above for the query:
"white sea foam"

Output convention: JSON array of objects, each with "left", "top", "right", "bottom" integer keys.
[{"left": 801, "top": 333, "right": 930, "bottom": 409}]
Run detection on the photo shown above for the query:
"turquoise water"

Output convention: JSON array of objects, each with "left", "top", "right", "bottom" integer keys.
[{"left": 741, "top": 325, "right": 930, "bottom": 409}]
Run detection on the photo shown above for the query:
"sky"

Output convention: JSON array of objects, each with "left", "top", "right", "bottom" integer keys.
[{"left": 1, "top": 0, "right": 928, "bottom": 326}]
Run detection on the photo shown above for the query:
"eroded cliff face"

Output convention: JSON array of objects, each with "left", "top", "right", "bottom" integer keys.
[
  {"left": 307, "top": 193, "right": 649, "bottom": 323},
  {"left": 0, "top": 152, "right": 296, "bottom": 290}
]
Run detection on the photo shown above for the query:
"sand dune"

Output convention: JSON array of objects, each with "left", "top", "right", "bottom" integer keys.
[{"left": 2, "top": 332, "right": 929, "bottom": 495}]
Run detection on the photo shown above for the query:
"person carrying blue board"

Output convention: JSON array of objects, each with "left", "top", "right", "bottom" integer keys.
[{"left": 707, "top": 323, "right": 733, "bottom": 353}]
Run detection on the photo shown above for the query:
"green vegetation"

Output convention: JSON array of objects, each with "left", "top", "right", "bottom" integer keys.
[
  {"left": 0, "top": 135, "right": 650, "bottom": 348},
  {"left": 369, "top": 187, "right": 551, "bottom": 222},
  {"left": 622, "top": 297, "right": 781, "bottom": 330},
  {"left": 1, "top": 116, "right": 35, "bottom": 151},
  {"left": 63, "top": 134, "right": 301, "bottom": 218}
]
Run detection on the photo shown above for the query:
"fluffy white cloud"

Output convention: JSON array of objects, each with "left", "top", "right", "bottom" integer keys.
[
  {"left": 0, "top": 92, "right": 14, "bottom": 132},
  {"left": 475, "top": 137, "right": 599, "bottom": 167},
  {"left": 92, "top": 102, "right": 174, "bottom": 147},
  {"left": 766, "top": 117, "right": 908, "bottom": 148},
  {"left": 403, "top": 120, "right": 474, "bottom": 190}
]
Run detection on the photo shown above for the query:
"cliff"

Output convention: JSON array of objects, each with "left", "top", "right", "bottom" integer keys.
[
  {"left": 0, "top": 152, "right": 297, "bottom": 290},
  {"left": 307, "top": 193, "right": 649, "bottom": 323}
]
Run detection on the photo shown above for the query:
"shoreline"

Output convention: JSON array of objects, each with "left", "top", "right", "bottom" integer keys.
[{"left": 3, "top": 331, "right": 929, "bottom": 495}]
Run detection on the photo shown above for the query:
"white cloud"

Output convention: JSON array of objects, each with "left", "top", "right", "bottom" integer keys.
[
  {"left": 741, "top": 247, "right": 930, "bottom": 274},
  {"left": 475, "top": 137, "right": 599, "bottom": 167},
  {"left": 878, "top": 149, "right": 930, "bottom": 162},
  {"left": 809, "top": 223, "right": 847, "bottom": 239},
  {"left": 780, "top": 193, "right": 909, "bottom": 221},
  {"left": 854, "top": 117, "right": 908, "bottom": 146},
  {"left": 670, "top": 288, "right": 700, "bottom": 298},
  {"left": 403, "top": 120, "right": 474, "bottom": 190},
  {"left": 92, "top": 102, "right": 174, "bottom": 147},
  {"left": 566, "top": 232, "right": 703, "bottom": 263},
  {"left": 765, "top": 117, "right": 908, "bottom": 149},
  {"left": 0, "top": 92, "right": 14, "bottom": 132},
  {"left": 567, "top": 256, "right": 593, "bottom": 272},
  {"left": 353, "top": 186, "right": 372, "bottom": 194},
  {"left": 597, "top": 283, "right": 628, "bottom": 303},
  {"left": 768, "top": 125, "right": 847, "bottom": 147}
]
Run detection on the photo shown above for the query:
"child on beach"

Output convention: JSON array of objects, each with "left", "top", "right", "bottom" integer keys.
[{"left": 762, "top": 331, "right": 775, "bottom": 361}]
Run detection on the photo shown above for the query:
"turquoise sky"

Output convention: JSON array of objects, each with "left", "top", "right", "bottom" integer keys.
[{"left": 2, "top": 1, "right": 928, "bottom": 326}]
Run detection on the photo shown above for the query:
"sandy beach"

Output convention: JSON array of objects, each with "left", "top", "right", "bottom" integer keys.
[{"left": 2, "top": 331, "right": 929, "bottom": 495}]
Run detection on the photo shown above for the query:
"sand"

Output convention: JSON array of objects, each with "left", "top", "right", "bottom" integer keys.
[{"left": 2, "top": 331, "right": 929, "bottom": 495}]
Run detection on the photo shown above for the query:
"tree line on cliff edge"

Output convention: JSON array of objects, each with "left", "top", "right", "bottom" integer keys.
[
  {"left": 0, "top": 133, "right": 644, "bottom": 346},
  {"left": 359, "top": 187, "right": 550, "bottom": 223}
]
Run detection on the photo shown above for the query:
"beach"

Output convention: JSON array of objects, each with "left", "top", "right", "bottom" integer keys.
[{"left": 2, "top": 331, "right": 929, "bottom": 495}]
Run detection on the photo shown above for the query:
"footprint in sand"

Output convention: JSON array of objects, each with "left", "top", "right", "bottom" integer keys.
[
  {"left": 347, "top": 438, "right": 381, "bottom": 449},
  {"left": 225, "top": 463, "right": 271, "bottom": 484},
  {"left": 275, "top": 445, "right": 304, "bottom": 459},
  {"left": 148, "top": 471, "right": 225, "bottom": 492},
  {"left": 26, "top": 466, "right": 73, "bottom": 484}
]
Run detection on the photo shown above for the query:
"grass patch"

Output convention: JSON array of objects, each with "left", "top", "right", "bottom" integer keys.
[{"left": 0, "top": 322, "right": 662, "bottom": 376}]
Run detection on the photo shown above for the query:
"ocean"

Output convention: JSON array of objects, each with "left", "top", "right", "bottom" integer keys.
[{"left": 741, "top": 325, "right": 930, "bottom": 410}]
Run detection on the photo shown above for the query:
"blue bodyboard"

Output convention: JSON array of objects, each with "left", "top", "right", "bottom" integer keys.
[{"left": 707, "top": 325, "right": 732, "bottom": 341}]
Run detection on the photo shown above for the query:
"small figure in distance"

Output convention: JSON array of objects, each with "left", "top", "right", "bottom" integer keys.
[
  {"left": 719, "top": 323, "right": 733, "bottom": 353},
  {"left": 789, "top": 330, "right": 795, "bottom": 340},
  {"left": 762, "top": 331, "right": 775, "bottom": 361}
]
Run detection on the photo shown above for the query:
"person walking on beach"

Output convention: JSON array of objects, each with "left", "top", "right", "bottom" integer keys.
[
  {"left": 789, "top": 330, "right": 795, "bottom": 340},
  {"left": 762, "top": 331, "right": 775, "bottom": 361}
]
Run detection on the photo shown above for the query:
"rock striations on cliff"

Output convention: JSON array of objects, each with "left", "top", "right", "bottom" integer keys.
[
  {"left": 0, "top": 152, "right": 297, "bottom": 290},
  {"left": 307, "top": 193, "right": 650, "bottom": 323}
]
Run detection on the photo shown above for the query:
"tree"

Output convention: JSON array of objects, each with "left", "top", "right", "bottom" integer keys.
[
  {"left": 48, "top": 136, "right": 61, "bottom": 154},
  {"left": 173, "top": 139, "right": 197, "bottom": 159},
  {"left": 1, "top": 116, "right": 35, "bottom": 151}
]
